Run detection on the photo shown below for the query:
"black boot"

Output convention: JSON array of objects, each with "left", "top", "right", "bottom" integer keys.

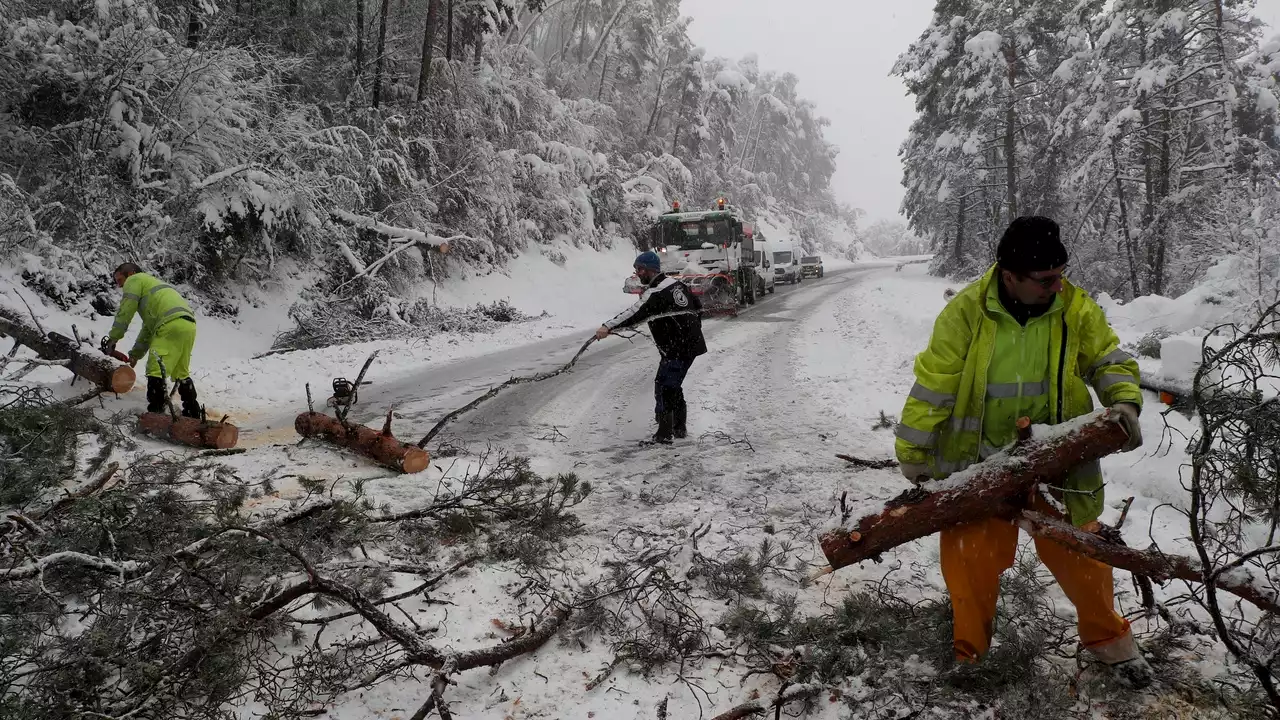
[
  {"left": 652, "top": 412, "right": 674, "bottom": 444},
  {"left": 673, "top": 396, "right": 688, "bottom": 439},
  {"left": 177, "top": 378, "right": 202, "bottom": 420},
  {"left": 145, "top": 377, "right": 167, "bottom": 414}
]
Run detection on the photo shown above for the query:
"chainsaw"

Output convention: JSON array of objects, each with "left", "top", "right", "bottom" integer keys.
[{"left": 96, "top": 336, "right": 132, "bottom": 364}]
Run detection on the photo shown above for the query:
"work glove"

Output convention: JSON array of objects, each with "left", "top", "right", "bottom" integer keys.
[
  {"left": 99, "top": 337, "right": 116, "bottom": 354},
  {"left": 1109, "top": 402, "right": 1143, "bottom": 452},
  {"left": 899, "top": 462, "right": 932, "bottom": 486}
]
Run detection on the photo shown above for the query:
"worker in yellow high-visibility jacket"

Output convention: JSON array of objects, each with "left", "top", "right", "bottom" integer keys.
[
  {"left": 102, "top": 263, "right": 201, "bottom": 418},
  {"left": 895, "top": 216, "right": 1151, "bottom": 689}
]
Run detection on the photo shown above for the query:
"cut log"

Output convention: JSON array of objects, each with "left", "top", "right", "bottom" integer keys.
[
  {"left": 139, "top": 413, "right": 239, "bottom": 449},
  {"left": 818, "top": 411, "right": 1129, "bottom": 571},
  {"left": 296, "top": 411, "right": 429, "bottom": 473},
  {"left": 1014, "top": 509, "right": 1280, "bottom": 615},
  {"left": 0, "top": 304, "right": 135, "bottom": 393}
]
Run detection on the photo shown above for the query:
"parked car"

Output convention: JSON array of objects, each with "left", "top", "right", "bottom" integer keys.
[
  {"left": 773, "top": 247, "right": 802, "bottom": 285},
  {"left": 800, "top": 255, "right": 824, "bottom": 278}
]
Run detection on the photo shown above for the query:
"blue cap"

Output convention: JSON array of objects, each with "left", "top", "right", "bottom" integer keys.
[{"left": 635, "top": 251, "right": 662, "bottom": 271}]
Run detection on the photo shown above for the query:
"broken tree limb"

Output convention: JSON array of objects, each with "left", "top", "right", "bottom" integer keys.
[
  {"left": 295, "top": 411, "right": 429, "bottom": 473},
  {"left": 707, "top": 683, "right": 823, "bottom": 720},
  {"left": 416, "top": 337, "right": 597, "bottom": 448},
  {"left": 835, "top": 454, "right": 898, "bottom": 470},
  {"left": 1013, "top": 509, "right": 1280, "bottom": 615},
  {"left": 0, "top": 305, "right": 135, "bottom": 393},
  {"left": 138, "top": 413, "right": 240, "bottom": 449},
  {"left": 818, "top": 411, "right": 1130, "bottom": 571}
]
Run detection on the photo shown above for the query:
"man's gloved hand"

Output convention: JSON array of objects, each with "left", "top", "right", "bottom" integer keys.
[
  {"left": 99, "top": 337, "right": 115, "bottom": 354},
  {"left": 899, "top": 462, "right": 932, "bottom": 486},
  {"left": 594, "top": 325, "right": 611, "bottom": 341},
  {"left": 1109, "top": 403, "right": 1143, "bottom": 452}
]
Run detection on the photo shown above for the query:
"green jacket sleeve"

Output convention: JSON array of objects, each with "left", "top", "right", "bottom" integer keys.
[
  {"left": 109, "top": 276, "right": 144, "bottom": 343},
  {"left": 1077, "top": 298, "right": 1142, "bottom": 410},
  {"left": 895, "top": 306, "right": 971, "bottom": 466}
]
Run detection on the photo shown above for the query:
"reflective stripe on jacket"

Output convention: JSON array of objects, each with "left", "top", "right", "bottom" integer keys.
[
  {"left": 894, "top": 265, "right": 1142, "bottom": 526},
  {"left": 109, "top": 273, "right": 196, "bottom": 359}
]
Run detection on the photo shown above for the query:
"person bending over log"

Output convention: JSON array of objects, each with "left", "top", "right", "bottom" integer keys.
[
  {"left": 595, "top": 252, "right": 706, "bottom": 445},
  {"left": 103, "top": 263, "right": 202, "bottom": 418},
  {"left": 894, "top": 216, "right": 1151, "bottom": 688}
]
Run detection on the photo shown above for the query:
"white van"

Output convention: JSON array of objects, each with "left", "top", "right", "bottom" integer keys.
[
  {"left": 772, "top": 244, "right": 803, "bottom": 285},
  {"left": 752, "top": 239, "right": 777, "bottom": 296}
]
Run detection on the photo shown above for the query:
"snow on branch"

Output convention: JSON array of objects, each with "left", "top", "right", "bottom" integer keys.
[
  {"left": 329, "top": 208, "right": 456, "bottom": 250},
  {"left": 0, "top": 551, "right": 141, "bottom": 581},
  {"left": 329, "top": 209, "right": 492, "bottom": 283}
]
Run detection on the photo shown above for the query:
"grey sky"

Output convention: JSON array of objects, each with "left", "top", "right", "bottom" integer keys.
[{"left": 682, "top": 0, "right": 1280, "bottom": 226}]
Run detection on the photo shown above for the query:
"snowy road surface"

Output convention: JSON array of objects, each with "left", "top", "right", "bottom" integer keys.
[{"left": 222, "top": 261, "right": 1194, "bottom": 719}]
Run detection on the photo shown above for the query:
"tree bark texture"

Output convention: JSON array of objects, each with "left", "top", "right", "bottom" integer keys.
[
  {"left": 0, "top": 305, "right": 136, "bottom": 394},
  {"left": 372, "top": 0, "right": 390, "bottom": 106},
  {"left": 1014, "top": 509, "right": 1280, "bottom": 614},
  {"left": 818, "top": 413, "right": 1129, "bottom": 570},
  {"left": 138, "top": 413, "right": 240, "bottom": 449},
  {"left": 445, "top": 0, "right": 454, "bottom": 60},
  {"left": 417, "top": 0, "right": 440, "bottom": 101},
  {"left": 355, "top": 0, "right": 365, "bottom": 78},
  {"left": 296, "top": 411, "right": 429, "bottom": 473}
]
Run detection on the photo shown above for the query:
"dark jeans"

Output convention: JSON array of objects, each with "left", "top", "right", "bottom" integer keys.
[{"left": 654, "top": 356, "right": 693, "bottom": 418}]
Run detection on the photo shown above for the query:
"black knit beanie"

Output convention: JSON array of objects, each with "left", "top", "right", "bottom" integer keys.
[{"left": 996, "top": 216, "right": 1069, "bottom": 274}]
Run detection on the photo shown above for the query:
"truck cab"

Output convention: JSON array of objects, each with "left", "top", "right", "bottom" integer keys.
[{"left": 646, "top": 200, "right": 760, "bottom": 314}]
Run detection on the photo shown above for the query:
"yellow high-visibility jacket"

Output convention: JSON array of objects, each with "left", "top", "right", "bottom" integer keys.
[{"left": 895, "top": 265, "right": 1141, "bottom": 526}]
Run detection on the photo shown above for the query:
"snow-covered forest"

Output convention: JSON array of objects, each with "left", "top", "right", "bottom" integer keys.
[
  {"left": 897, "top": 0, "right": 1280, "bottom": 312},
  {"left": 5, "top": 0, "right": 1280, "bottom": 719},
  {"left": 0, "top": 0, "right": 855, "bottom": 345}
]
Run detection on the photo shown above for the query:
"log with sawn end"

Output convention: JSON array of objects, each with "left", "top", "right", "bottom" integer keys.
[
  {"left": 138, "top": 413, "right": 240, "bottom": 449},
  {"left": 818, "top": 411, "right": 1129, "bottom": 571},
  {"left": 295, "top": 410, "right": 429, "bottom": 473},
  {"left": 0, "top": 304, "right": 135, "bottom": 393}
]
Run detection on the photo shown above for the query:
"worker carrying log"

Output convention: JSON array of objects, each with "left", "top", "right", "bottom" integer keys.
[
  {"left": 595, "top": 252, "right": 706, "bottom": 445},
  {"left": 102, "top": 263, "right": 202, "bottom": 418},
  {"left": 894, "top": 216, "right": 1151, "bottom": 687}
]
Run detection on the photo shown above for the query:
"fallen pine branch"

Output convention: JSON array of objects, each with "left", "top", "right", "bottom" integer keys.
[
  {"left": 835, "top": 454, "right": 898, "bottom": 470},
  {"left": 416, "top": 310, "right": 705, "bottom": 449},
  {"left": 708, "top": 683, "right": 823, "bottom": 720},
  {"left": 417, "top": 337, "right": 597, "bottom": 448},
  {"left": 818, "top": 410, "right": 1129, "bottom": 571},
  {"left": 1013, "top": 509, "right": 1280, "bottom": 614}
]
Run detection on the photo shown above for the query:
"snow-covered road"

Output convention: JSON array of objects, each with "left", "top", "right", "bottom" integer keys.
[
  {"left": 223, "top": 261, "right": 1200, "bottom": 719},
  {"left": 294, "top": 262, "right": 975, "bottom": 719}
]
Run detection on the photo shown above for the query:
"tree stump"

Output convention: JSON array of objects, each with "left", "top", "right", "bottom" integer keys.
[
  {"left": 295, "top": 411, "right": 429, "bottom": 473},
  {"left": 138, "top": 413, "right": 239, "bottom": 449}
]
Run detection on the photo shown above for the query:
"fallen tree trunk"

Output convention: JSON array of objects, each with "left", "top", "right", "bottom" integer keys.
[
  {"left": 0, "top": 304, "right": 135, "bottom": 393},
  {"left": 139, "top": 413, "right": 239, "bottom": 449},
  {"left": 296, "top": 411, "right": 429, "bottom": 473},
  {"left": 818, "top": 411, "right": 1129, "bottom": 570},
  {"left": 1014, "top": 509, "right": 1280, "bottom": 615}
]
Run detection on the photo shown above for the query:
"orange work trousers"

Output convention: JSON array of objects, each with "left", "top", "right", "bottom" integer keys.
[{"left": 940, "top": 494, "right": 1136, "bottom": 664}]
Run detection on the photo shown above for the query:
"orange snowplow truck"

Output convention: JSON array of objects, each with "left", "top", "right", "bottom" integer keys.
[{"left": 633, "top": 199, "right": 761, "bottom": 316}]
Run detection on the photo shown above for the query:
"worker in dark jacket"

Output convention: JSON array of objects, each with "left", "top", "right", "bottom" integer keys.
[{"left": 596, "top": 252, "right": 707, "bottom": 444}]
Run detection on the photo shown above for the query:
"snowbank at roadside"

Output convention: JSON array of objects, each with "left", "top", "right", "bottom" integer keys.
[
  {"left": 0, "top": 240, "right": 639, "bottom": 416},
  {"left": 1098, "top": 257, "right": 1271, "bottom": 391}
]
